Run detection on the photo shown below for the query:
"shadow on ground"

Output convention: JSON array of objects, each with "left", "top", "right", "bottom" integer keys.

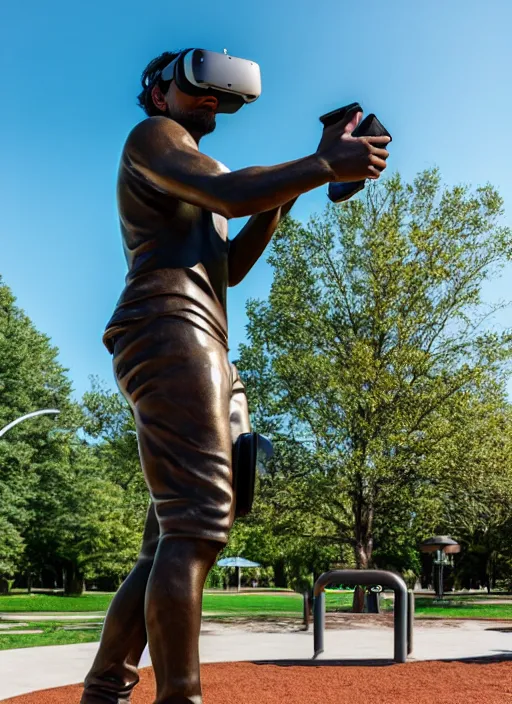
[{"left": 251, "top": 651, "right": 512, "bottom": 667}]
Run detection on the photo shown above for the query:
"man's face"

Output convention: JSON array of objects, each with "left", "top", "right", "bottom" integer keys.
[{"left": 152, "top": 81, "right": 218, "bottom": 136}]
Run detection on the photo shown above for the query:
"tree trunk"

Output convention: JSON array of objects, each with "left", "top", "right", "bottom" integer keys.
[
  {"left": 352, "top": 492, "right": 374, "bottom": 613},
  {"left": 486, "top": 552, "right": 496, "bottom": 595},
  {"left": 63, "top": 564, "right": 85, "bottom": 596},
  {"left": 352, "top": 585, "right": 366, "bottom": 612},
  {"left": 0, "top": 578, "right": 9, "bottom": 595},
  {"left": 274, "top": 559, "right": 287, "bottom": 588}
]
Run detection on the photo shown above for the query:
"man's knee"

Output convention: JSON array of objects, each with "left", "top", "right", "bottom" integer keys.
[{"left": 156, "top": 535, "right": 223, "bottom": 563}]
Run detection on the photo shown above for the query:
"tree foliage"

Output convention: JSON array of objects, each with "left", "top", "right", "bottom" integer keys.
[
  {"left": 0, "top": 279, "right": 147, "bottom": 593},
  {"left": 236, "top": 169, "right": 512, "bottom": 582},
  {"left": 0, "top": 278, "right": 73, "bottom": 587},
  {"left": 3, "top": 168, "right": 512, "bottom": 599}
]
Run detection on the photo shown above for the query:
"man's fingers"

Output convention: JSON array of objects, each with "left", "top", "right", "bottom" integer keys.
[
  {"left": 368, "top": 154, "right": 388, "bottom": 172},
  {"left": 369, "top": 146, "right": 390, "bottom": 160},
  {"left": 364, "top": 135, "right": 391, "bottom": 146},
  {"left": 367, "top": 166, "right": 382, "bottom": 179}
]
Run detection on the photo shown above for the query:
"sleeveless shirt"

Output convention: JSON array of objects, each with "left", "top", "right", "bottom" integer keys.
[{"left": 103, "top": 124, "right": 230, "bottom": 353}]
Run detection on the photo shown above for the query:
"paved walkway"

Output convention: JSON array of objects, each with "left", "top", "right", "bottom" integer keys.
[{"left": 1, "top": 619, "right": 511, "bottom": 700}]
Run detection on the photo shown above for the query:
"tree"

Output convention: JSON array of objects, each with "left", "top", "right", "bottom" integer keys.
[
  {"left": 0, "top": 277, "right": 74, "bottom": 590},
  {"left": 435, "top": 381, "right": 512, "bottom": 591},
  {"left": 76, "top": 380, "right": 149, "bottom": 588},
  {"left": 224, "top": 444, "right": 346, "bottom": 590},
  {"left": 80, "top": 379, "right": 148, "bottom": 545},
  {"left": 236, "top": 169, "right": 512, "bottom": 606}
]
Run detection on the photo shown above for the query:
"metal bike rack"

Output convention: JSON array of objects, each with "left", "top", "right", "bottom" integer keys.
[{"left": 313, "top": 569, "right": 412, "bottom": 663}]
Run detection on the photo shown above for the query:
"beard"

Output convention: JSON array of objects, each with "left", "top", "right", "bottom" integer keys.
[{"left": 168, "top": 106, "right": 216, "bottom": 136}]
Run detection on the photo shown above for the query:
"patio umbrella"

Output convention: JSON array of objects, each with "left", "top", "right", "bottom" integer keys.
[{"left": 217, "top": 557, "right": 261, "bottom": 592}]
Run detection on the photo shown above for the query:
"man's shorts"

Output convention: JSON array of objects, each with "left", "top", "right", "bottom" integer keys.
[{"left": 112, "top": 316, "right": 251, "bottom": 545}]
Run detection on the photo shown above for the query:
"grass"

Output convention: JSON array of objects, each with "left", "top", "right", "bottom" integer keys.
[
  {"left": 0, "top": 593, "right": 113, "bottom": 613},
  {"left": 414, "top": 598, "right": 512, "bottom": 619},
  {"left": 0, "top": 593, "right": 352, "bottom": 650},
  {"left": 419, "top": 593, "right": 512, "bottom": 602},
  {"left": 1, "top": 590, "right": 511, "bottom": 651},
  {"left": 0, "top": 620, "right": 103, "bottom": 651},
  {"left": 203, "top": 593, "right": 301, "bottom": 614},
  {"left": 0, "top": 591, "right": 353, "bottom": 616}
]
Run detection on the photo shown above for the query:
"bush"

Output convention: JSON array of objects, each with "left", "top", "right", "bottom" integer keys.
[{"left": 205, "top": 566, "right": 226, "bottom": 589}]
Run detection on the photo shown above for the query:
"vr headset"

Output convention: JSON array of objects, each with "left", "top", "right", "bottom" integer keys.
[{"left": 160, "top": 48, "right": 262, "bottom": 114}]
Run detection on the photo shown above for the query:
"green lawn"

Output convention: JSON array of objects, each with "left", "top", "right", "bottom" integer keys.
[
  {"left": 2, "top": 592, "right": 511, "bottom": 620},
  {"left": 203, "top": 592, "right": 301, "bottom": 614},
  {"left": 0, "top": 621, "right": 103, "bottom": 651},
  {"left": 0, "top": 593, "right": 114, "bottom": 612},
  {"left": 0, "top": 591, "right": 354, "bottom": 616},
  {"left": 1, "top": 591, "right": 511, "bottom": 651},
  {"left": 414, "top": 598, "right": 512, "bottom": 620},
  {"left": 0, "top": 592, "right": 353, "bottom": 650},
  {"left": 419, "top": 594, "right": 512, "bottom": 603}
]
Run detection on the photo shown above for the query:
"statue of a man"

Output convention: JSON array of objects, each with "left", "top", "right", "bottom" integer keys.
[{"left": 80, "top": 48, "right": 390, "bottom": 704}]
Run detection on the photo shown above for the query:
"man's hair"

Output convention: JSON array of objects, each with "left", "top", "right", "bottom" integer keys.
[{"left": 137, "top": 50, "right": 183, "bottom": 117}]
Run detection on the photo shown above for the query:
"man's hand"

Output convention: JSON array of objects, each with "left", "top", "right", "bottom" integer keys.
[{"left": 316, "top": 110, "right": 390, "bottom": 183}]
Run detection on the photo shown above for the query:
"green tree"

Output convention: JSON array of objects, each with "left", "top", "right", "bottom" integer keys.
[
  {"left": 0, "top": 280, "right": 152, "bottom": 595},
  {"left": 80, "top": 379, "right": 148, "bottom": 543},
  {"left": 236, "top": 169, "right": 512, "bottom": 604},
  {"left": 0, "top": 278, "right": 73, "bottom": 591},
  {"left": 75, "top": 380, "right": 149, "bottom": 588},
  {"left": 435, "top": 382, "right": 512, "bottom": 591}
]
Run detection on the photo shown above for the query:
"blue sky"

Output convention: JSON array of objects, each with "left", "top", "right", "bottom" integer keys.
[{"left": 2, "top": 0, "right": 511, "bottom": 399}]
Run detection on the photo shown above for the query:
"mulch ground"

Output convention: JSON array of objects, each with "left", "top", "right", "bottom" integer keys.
[
  {"left": 3, "top": 660, "right": 512, "bottom": 704},
  {"left": 2, "top": 661, "right": 512, "bottom": 704}
]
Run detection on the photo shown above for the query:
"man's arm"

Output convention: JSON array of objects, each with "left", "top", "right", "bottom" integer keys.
[
  {"left": 227, "top": 198, "right": 297, "bottom": 286},
  {"left": 124, "top": 116, "right": 389, "bottom": 220}
]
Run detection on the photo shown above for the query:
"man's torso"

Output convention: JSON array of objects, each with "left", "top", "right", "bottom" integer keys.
[{"left": 104, "top": 124, "right": 230, "bottom": 351}]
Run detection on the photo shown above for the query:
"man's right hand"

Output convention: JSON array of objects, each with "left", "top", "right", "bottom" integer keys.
[{"left": 316, "top": 110, "right": 391, "bottom": 183}]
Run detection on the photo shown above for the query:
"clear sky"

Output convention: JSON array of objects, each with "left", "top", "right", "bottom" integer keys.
[{"left": 2, "top": 0, "right": 511, "bottom": 399}]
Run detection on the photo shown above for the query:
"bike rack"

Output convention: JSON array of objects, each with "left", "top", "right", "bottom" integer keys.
[{"left": 313, "top": 569, "right": 413, "bottom": 663}]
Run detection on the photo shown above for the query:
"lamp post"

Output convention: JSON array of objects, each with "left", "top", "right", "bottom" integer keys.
[
  {"left": 420, "top": 536, "right": 460, "bottom": 599},
  {"left": 0, "top": 409, "right": 60, "bottom": 438}
]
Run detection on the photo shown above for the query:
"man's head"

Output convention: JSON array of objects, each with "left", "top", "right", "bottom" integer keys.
[{"left": 137, "top": 50, "right": 217, "bottom": 137}]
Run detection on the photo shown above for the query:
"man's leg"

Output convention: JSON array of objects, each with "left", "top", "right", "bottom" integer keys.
[
  {"left": 81, "top": 502, "right": 159, "bottom": 704},
  {"left": 112, "top": 318, "right": 235, "bottom": 703},
  {"left": 80, "top": 361, "right": 250, "bottom": 704},
  {"left": 144, "top": 537, "right": 222, "bottom": 704},
  {"left": 134, "top": 375, "right": 232, "bottom": 704}
]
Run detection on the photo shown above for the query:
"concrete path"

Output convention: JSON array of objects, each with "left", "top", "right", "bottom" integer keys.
[{"left": 1, "top": 620, "right": 511, "bottom": 700}]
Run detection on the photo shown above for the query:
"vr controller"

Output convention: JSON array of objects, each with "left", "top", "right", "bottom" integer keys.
[
  {"left": 232, "top": 432, "right": 273, "bottom": 517},
  {"left": 319, "top": 102, "right": 392, "bottom": 203}
]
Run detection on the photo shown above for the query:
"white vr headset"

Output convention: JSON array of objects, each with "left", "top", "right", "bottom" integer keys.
[{"left": 160, "top": 48, "right": 262, "bottom": 114}]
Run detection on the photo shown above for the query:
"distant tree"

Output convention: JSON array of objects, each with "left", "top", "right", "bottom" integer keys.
[
  {"left": 437, "top": 382, "right": 512, "bottom": 592},
  {"left": 0, "top": 278, "right": 73, "bottom": 591}
]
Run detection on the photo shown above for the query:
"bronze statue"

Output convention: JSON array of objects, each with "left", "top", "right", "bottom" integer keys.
[{"left": 80, "top": 48, "right": 390, "bottom": 704}]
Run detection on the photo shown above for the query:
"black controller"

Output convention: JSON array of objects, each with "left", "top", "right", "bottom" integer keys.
[{"left": 319, "top": 103, "right": 392, "bottom": 203}]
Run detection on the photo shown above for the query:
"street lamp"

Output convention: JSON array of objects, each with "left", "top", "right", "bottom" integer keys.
[
  {"left": 0, "top": 409, "right": 60, "bottom": 438},
  {"left": 420, "top": 536, "right": 460, "bottom": 599}
]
